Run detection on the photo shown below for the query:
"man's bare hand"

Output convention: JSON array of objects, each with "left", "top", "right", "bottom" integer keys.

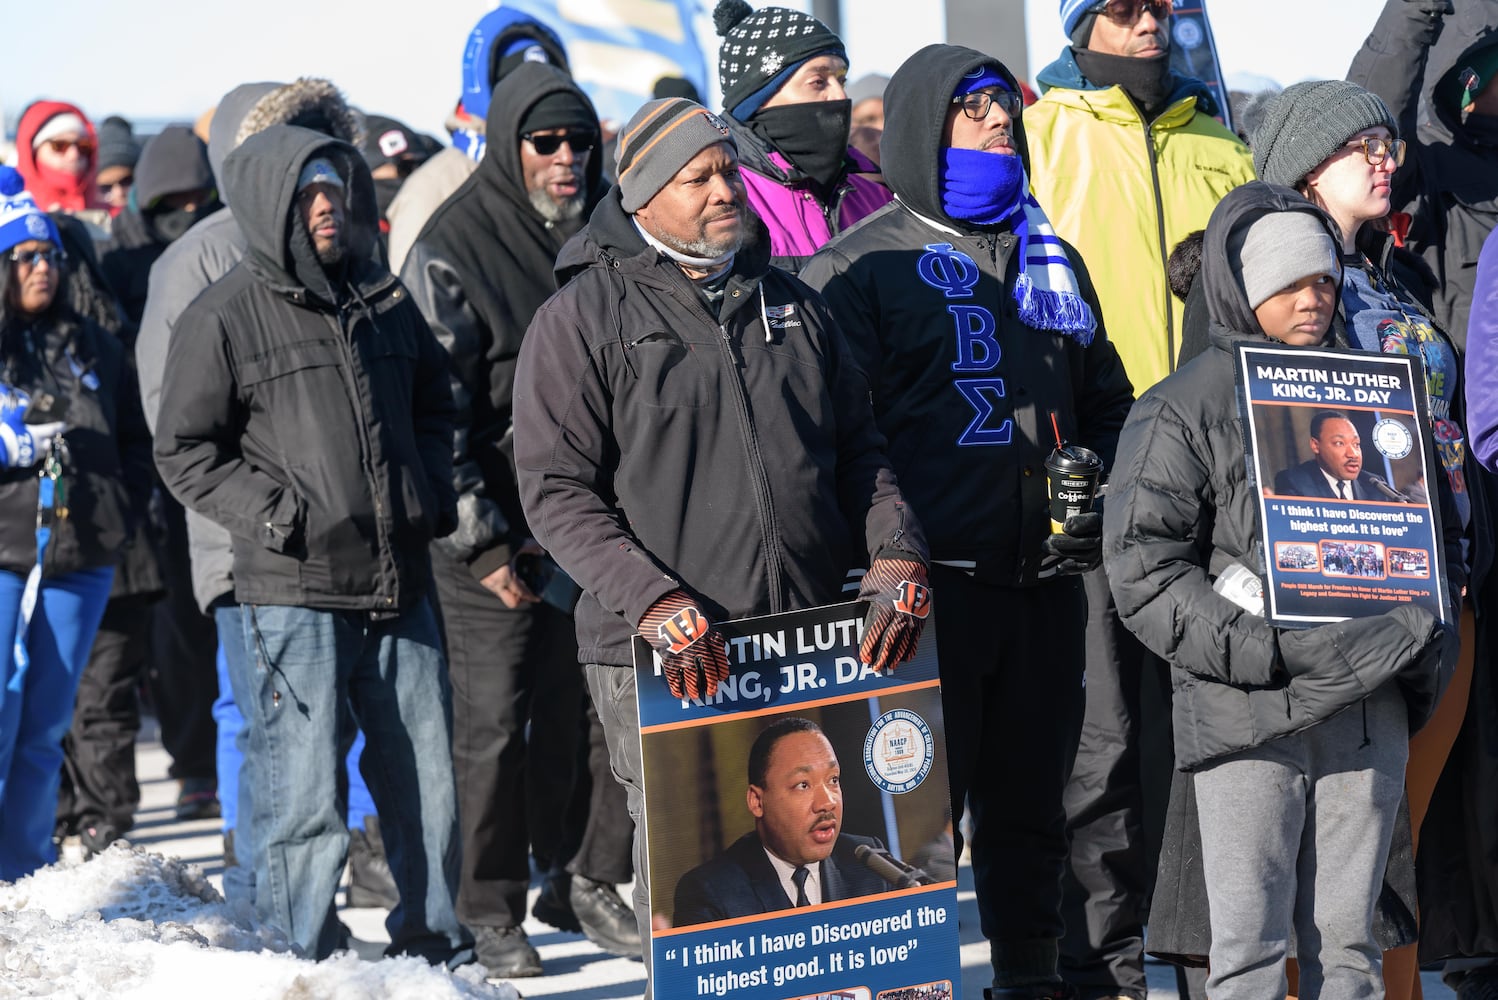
[{"left": 480, "top": 540, "right": 546, "bottom": 608}]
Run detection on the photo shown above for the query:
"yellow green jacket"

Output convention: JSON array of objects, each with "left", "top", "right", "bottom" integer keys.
[{"left": 1026, "top": 73, "right": 1255, "bottom": 392}]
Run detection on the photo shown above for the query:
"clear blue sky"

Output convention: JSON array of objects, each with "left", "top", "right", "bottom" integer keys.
[{"left": 3, "top": 0, "right": 1381, "bottom": 143}]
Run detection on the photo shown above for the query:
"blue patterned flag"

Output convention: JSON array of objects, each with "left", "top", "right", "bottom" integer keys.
[
  {"left": 501, "top": 0, "right": 710, "bottom": 126},
  {"left": 1168, "top": 0, "right": 1233, "bottom": 131}
]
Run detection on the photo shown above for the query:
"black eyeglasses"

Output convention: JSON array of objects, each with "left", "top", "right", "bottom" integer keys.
[
  {"left": 8, "top": 248, "right": 65, "bottom": 269},
  {"left": 1344, "top": 136, "right": 1407, "bottom": 168},
  {"left": 98, "top": 176, "right": 134, "bottom": 195},
  {"left": 1093, "top": 0, "right": 1172, "bottom": 25},
  {"left": 952, "top": 89, "right": 1023, "bottom": 121},
  {"left": 523, "top": 131, "right": 598, "bottom": 156}
]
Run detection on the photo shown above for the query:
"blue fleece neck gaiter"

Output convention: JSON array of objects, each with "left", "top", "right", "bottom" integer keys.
[{"left": 940, "top": 147, "right": 1025, "bottom": 226}]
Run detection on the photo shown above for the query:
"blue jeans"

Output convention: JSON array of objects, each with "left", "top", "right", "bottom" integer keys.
[
  {"left": 216, "top": 605, "right": 378, "bottom": 839},
  {"left": 0, "top": 565, "right": 114, "bottom": 879},
  {"left": 241, "top": 599, "right": 471, "bottom": 963}
]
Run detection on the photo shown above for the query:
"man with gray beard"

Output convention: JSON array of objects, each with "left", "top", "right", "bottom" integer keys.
[{"left": 401, "top": 61, "right": 619, "bottom": 979}]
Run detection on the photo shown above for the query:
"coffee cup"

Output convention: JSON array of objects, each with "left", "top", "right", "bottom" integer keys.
[{"left": 1046, "top": 444, "right": 1103, "bottom": 533}]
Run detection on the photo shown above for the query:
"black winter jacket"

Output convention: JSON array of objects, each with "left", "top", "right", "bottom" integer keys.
[
  {"left": 154, "top": 126, "right": 458, "bottom": 613},
  {"left": 802, "top": 44, "right": 1133, "bottom": 586},
  {"left": 1104, "top": 183, "right": 1457, "bottom": 771},
  {"left": 1349, "top": 0, "right": 1498, "bottom": 350},
  {"left": 0, "top": 311, "right": 152, "bottom": 580},
  {"left": 513, "top": 188, "right": 926, "bottom": 667},
  {"left": 402, "top": 63, "right": 604, "bottom": 581}
]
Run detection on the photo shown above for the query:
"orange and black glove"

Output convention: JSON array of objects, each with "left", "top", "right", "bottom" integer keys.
[
  {"left": 857, "top": 553, "right": 932, "bottom": 672},
  {"left": 639, "top": 590, "right": 731, "bottom": 699}
]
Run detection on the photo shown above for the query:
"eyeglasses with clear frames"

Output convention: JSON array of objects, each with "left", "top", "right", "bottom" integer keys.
[
  {"left": 8, "top": 248, "right": 66, "bottom": 269},
  {"left": 1094, "top": 0, "right": 1173, "bottom": 25},
  {"left": 952, "top": 89, "right": 1024, "bottom": 121},
  {"left": 1344, "top": 136, "right": 1407, "bottom": 168}
]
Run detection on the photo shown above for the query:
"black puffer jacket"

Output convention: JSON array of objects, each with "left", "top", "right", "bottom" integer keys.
[
  {"left": 0, "top": 310, "right": 152, "bottom": 580},
  {"left": 802, "top": 43, "right": 1133, "bottom": 586},
  {"left": 1103, "top": 182, "right": 1457, "bottom": 771},
  {"left": 1349, "top": 0, "right": 1498, "bottom": 349},
  {"left": 402, "top": 63, "right": 604, "bottom": 581},
  {"left": 154, "top": 126, "right": 458, "bottom": 613},
  {"left": 514, "top": 187, "right": 926, "bottom": 667}
]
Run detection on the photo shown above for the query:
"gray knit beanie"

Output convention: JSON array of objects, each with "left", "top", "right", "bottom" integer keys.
[
  {"left": 616, "top": 98, "right": 737, "bottom": 213},
  {"left": 1231, "top": 210, "right": 1341, "bottom": 310},
  {"left": 1252, "top": 80, "right": 1398, "bottom": 188}
]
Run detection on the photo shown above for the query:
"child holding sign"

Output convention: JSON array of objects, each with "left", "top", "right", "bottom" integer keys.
[{"left": 1102, "top": 181, "right": 1457, "bottom": 1000}]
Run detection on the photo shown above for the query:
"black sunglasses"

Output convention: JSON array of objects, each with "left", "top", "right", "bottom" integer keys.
[{"left": 523, "top": 131, "right": 598, "bottom": 156}]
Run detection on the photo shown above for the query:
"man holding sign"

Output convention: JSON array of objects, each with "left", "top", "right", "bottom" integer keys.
[{"left": 512, "top": 96, "right": 930, "bottom": 997}]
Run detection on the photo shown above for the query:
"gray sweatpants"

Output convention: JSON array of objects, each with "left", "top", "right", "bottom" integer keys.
[{"left": 1194, "top": 685, "right": 1408, "bottom": 1000}]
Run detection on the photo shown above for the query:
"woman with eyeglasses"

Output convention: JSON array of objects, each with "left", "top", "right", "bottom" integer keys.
[
  {"left": 15, "top": 101, "right": 104, "bottom": 215},
  {"left": 1254, "top": 80, "right": 1475, "bottom": 1000},
  {"left": 0, "top": 166, "right": 151, "bottom": 879}
]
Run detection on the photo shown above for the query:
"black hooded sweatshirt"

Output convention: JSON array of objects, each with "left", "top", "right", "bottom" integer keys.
[
  {"left": 154, "top": 126, "right": 458, "bottom": 613},
  {"left": 402, "top": 62, "right": 604, "bottom": 581},
  {"left": 801, "top": 44, "right": 1133, "bottom": 586}
]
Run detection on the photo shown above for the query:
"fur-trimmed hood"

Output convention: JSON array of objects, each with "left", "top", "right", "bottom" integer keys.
[{"left": 235, "top": 77, "right": 364, "bottom": 152}]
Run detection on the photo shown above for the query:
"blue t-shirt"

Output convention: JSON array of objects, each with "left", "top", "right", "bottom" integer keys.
[{"left": 1341, "top": 257, "right": 1470, "bottom": 533}]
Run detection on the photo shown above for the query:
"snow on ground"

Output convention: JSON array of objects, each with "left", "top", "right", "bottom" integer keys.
[{"left": 0, "top": 844, "right": 517, "bottom": 999}]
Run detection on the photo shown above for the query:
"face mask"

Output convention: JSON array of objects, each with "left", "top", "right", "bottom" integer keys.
[
  {"left": 148, "top": 205, "right": 207, "bottom": 244},
  {"left": 750, "top": 100, "right": 853, "bottom": 189},
  {"left": 373, "top": 176, "right": 404, "bottom": 219},
  {"left": 1074, "top": 49, "right": 1171, "bottom": 117},
  {"left": 940, "top": 147, "right": 1025, "bottom": 226}
]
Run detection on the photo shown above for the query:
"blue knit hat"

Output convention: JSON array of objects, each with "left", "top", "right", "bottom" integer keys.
[
  {"left": 1060, "top": 0, "right": 1097, "bottom": 37},
  {"left": 0, "top": 167, "right": 62, "bottom": 256}
]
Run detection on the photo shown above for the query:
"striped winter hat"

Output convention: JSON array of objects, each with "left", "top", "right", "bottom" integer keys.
[{"left": 615, "top": 98, "right": 738, "bottom": 212}]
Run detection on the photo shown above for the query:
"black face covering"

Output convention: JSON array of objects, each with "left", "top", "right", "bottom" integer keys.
[
  {"left": 372, "top": 176, "right": 404, "bottom": 220},
  {"left": 749, "top": 99, "right": 852, "bottom": 189},
  {"left": 1461, "top": 111, "right": 1498, "bottom": 147},
  {"left": 147, "top": 202, "right": 217, "bottom": 245},
  {"left": 1074, "top": 48, "right": 1172, "bottom": 120}
]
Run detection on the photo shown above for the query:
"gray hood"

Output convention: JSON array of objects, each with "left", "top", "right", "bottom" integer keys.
[{"left": 207, "top": 78, "right": 365, "bottom": 206}]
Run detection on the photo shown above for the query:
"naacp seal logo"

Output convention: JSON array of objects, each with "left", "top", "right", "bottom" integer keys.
[
  {"left": 863, "top": 709, "right": 934, "bottom": 794},
  {"left": 1373, "top": 418, "right": 1414, "bottom": 461}
]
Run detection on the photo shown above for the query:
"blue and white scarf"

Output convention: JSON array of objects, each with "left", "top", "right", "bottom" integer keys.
[
  {"left": 940, "top": 146, "right": 1095, "bottom": 344},
  {"left": 451, "top": 128, "right": 487, "bottom": 164},
  {"left": 1007, "top": 187, "right": 1096, "bottom": 345}
]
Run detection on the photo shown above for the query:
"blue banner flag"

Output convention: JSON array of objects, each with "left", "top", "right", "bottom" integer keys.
[
  {"left": 502, "top": 0, "right": 710, "bottom": 126},
  {"left": 1168, "top": 0, "right": 1233, "bottom": 131}
]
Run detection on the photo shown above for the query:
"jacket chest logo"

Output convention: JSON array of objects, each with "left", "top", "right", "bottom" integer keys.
[
  {"left": 915, "top": 242, "right": 1012, "bottom": 448},
  {"left": 764, "top": 303, "right": 802, "bottom": 329}
]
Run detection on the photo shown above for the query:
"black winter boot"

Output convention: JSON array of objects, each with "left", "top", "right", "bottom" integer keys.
[{"left": 346, "top": 815, "right": 399, "bottom": 909}]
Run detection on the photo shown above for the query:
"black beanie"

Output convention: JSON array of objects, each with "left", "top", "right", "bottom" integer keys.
[
  {"left": 714, "top": 0, "right": 846, "bottom": 119},
  {"left": 519, "top": 91, "right": 598, "bottom": 136},
  {"left": 96, "top": 116, "right": 141, "bottom": 173}
]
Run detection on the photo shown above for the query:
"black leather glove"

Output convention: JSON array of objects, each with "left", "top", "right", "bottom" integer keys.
[
  {"left": 639, "top": 590, "right": 731, "bottom": 699},
  {"left": 1039, "top": 511, "right": 1103, "bottom": 577},
  {"left": 858, "top": 553, "right": 932, "bottom": 672}
]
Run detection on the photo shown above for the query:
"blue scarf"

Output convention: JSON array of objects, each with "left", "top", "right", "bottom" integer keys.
[
  {"left": 940, "top": 146, "right": 1025, "bottom": 226},
  {"left": 939, "top": 150, "right": 1096, "bottom": 342},
  {"left": 451, "top": 128, "right": 486, "bottom": 163}
]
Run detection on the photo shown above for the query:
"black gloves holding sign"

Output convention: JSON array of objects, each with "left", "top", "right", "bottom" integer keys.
[{"left": 1040, "top": 510, "right": 1103, "bottom": 578}]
